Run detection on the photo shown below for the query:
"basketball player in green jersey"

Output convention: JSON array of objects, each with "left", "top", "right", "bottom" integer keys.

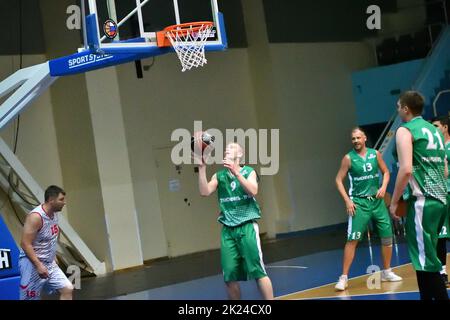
[
  {"left": 390, "top": 91, "right": 448, "bottom": 300},
  {"left": 197, "top": 143, "right": 274, "bottom": 300},
  {"left": 432, "top": 115, "right": 450, "bottom": 287},
  {"left": 335, "top": 127, "right": 402, "bottom": 291}
]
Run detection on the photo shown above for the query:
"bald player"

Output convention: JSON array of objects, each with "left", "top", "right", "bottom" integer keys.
[
  {"left": 197, "top": 142, "right": 274, "bottom": 300},
  {"left": 335, "top": 128, "right": 402, "bottom": 291}
]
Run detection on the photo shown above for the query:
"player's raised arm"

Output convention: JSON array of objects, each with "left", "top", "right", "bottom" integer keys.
[
  {"left": 198, "top": 164, "right": 218, "bottom": 196},
  {"left": 236, "top": 169, "right": 258, "bottom": 197},
  {"left": 223, "top": 158, "right": 258, "bottom": 197}
]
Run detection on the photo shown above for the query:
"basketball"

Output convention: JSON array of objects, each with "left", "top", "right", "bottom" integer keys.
[
  {"left": 191, "top": 131, "right": 215, "bottom": 153},
  {"left": 384, "top": 193, "right": 407, "bottom": 218},
  {"left": 395, "top": 198, "right": 407, "bottom": 217}
]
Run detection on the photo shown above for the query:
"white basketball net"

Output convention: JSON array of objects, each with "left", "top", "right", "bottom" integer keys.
[{"left": 166, "top": 24, "right": 214, "bottom": 72}]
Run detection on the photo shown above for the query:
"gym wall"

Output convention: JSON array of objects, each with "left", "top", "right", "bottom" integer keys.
[
  {"left": 0, "top": 54, "right": 64, "bottom": 244},
  {"left": 1, "top": 0, "right": 384, "bottom": 270}
]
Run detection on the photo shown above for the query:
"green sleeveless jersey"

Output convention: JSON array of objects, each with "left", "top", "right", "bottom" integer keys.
[
  {"left": 446, "top": 141, "right": 450, "bottom": 192},
  {"left": 400, "top": 116, "right": 447, "bottom": 204},
  {"left": 347, "top": 148, "right": 380, "bottom": 197},
  {"left": 216, "top": 166, "right": 261, "bottom": 227}
]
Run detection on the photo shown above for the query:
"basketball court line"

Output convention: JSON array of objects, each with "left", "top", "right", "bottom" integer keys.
[
  {"left": 106, "top": 242, "right": 445, "bottom": 300},
  {"left": 276, "top": 262, "right": 410, "bottom": 299},
  {"left": 277, "top": 253, "right": 450, "bottom": 300},
  {"left": 109, "top": 243, "right": 410, "bottom": 299}
]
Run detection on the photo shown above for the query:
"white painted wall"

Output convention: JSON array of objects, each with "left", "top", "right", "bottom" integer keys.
[
  {"left": 268, "top": 43, "right": 376, "bottom": 231},
  {"left": 116, "top": 49, "right": 263, "bottom": 259},
  {"left": 0, "top": 54, "right": 64, "bottom": 241}
]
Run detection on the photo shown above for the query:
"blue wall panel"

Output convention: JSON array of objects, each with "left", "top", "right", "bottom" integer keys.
[{"left": 352, "top": 59, "right": 424, "bottom": 125}]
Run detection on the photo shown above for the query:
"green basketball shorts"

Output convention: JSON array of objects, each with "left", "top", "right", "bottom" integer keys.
[
  {"left": 221, "top": 221, "right": 268, "bottom": 282},
  {"left": 406, "top": 195, "right": 446, "bottom": 272},
  {"left": 347, "top": 197, "right": 393, "bottom": 241},
  {"left": 438, "top": 193, "right": 450, "bottom": 239}
]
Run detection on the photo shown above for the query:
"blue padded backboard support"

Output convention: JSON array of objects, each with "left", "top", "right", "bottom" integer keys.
[
  {"left": 49, "top": 9, "right": 227, "bottom": 76},
  {"left": 0, "top": 215, "right": 20, "bottom": 300},
  {"left": 86, "top": 14, "right": 102, "bottom": 53}
]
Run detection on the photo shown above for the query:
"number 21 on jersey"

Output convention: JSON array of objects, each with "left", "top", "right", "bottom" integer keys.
[{"left": 422, "top": 128, "right": 444, "bottom": 150}]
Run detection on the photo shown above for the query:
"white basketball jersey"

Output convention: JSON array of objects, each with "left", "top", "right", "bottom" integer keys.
[{"left": 19, "top": 205, "right": 59, "bottom": 264}]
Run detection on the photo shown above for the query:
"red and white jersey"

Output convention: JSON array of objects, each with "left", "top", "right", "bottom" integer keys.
[{"left": 19, "top": 205, "right": 59, "bottom": 264}]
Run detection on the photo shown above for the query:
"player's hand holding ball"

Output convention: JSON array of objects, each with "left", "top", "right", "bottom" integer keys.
[
  {"left": 191, "top": 131, "right": 214, "bottom": 166},
  {"left": 386, "top": 193, "right": 407, "bottom": 221}
]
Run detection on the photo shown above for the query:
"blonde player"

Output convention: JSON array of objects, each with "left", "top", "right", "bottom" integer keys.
[{"left": 197, "top": 142, "right": 274, "bottom": 300}]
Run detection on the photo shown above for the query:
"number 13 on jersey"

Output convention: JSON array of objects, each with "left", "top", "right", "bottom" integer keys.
[{"left": 363, "top": 163, "right": 372, "bottom": 172}]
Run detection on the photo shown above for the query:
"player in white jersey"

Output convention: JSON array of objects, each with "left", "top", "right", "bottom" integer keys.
[{"left": 19, "top": 185, "right": 73, "bottom": 300}]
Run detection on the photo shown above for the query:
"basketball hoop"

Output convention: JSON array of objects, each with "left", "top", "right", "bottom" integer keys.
[{"left": 157, "top": 22, "right": 214, "bottom": 72}]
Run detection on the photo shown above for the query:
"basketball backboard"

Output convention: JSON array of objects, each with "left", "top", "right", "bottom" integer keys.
[{"left": 81, "top": 0, "right": 226, "bottom": 54}]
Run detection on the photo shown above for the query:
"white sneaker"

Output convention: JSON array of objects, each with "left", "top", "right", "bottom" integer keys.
[
  {"left": 381, "top": 270, "right": 402, "bottom": 282},
  {"left": 335, "top": 275, "right": 348, "bottom": 291}
]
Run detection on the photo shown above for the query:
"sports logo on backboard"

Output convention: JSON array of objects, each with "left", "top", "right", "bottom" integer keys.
[{"left": 103, "top": 19, "right": 118, "bottom": 39}]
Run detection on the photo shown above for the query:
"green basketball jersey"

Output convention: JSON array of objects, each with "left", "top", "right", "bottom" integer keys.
[
  {"left": 347, "top": 148, "right": 380, "bottom": 197},
  {"left": 216, "top": 166, "right": 261, "bottom": 227},
  {"left": 400, "top": 116, "right": 447, "bottom": 204},
  {"left": 446, "top": 141, "right": 450, "bottom": 192}
]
